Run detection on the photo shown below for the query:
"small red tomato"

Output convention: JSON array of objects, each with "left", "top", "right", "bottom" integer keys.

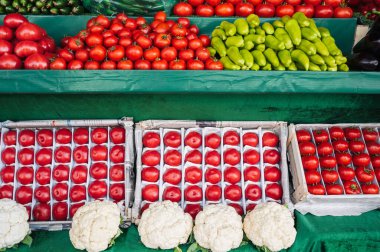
[
  {"left": 206, "top": 185, "right": 222, "bottom": 201},
  {"left": 55, "top": 146, "right": 71, "bottom": 163},
  {"left": 319, "top": 155, "right": 337, "bottom": 168},
  {"left": 164, "top": 131, "right": 181, "bottom": 148},
  {"left": 71, "top": 165, "right": 87, "bottom": 184},
  {"left": 245, "top": 184, "right": 262, "bottom": 201},
  {"left": 142, "top": 150, "right": 160, "bottom": 167},
  {"left": 185, "top": 166, "right": 202, "bottom": 184},
  {"left": 53, "top": 165, "right": 69, "bottom": 182},
  {"left": 264, "top": 166, "right": 281, "bottom": 182},
  {"left": 74, "top": 128, "right": 89, "bottom": 145},
  {"left": 199, "top": 35, "right": 211, "bottom": 47},
  {"left": 224, "top": 131, "right": 240, "bottom": 146},
  {"left": 307, "top": 184, "right": 326, "bottom": 195},
  {"left": 36, "top": 148, "right": 52, "bottom": 166},
  {"left": 1, "top": 166, "right": 14, "bottom": 183},
  {"left": 34, "top": 186, "right": 50, "bottom": 203},
  {"left": 372, "top": 156, "right": 380, "bottom": 169},
  {"left": 205, "top": 150, "right": 221, "bottom": 166},
  {"left": 244, "top": 166, "right": 261, "bottom": 182},
  {"left": 53, "top": 202, "right": 68, "bottom": 220},
  {"left": 163, "top": 186, "right": 181, "bottom": 202},
  {"left": 35, "top": 166, "right": 50, "bottom": 185},
  {"left": 56, "top": 128, "right": 72, "bottom": 144},
  {"left": 70, "top": 185, "right": 86, "bottom": 202},
  {"left": 16, "top": 186, "right": 32, "bottom": 204},
  {"left": 164, "top": 150, "right": 182, "bottom": 166},
  {"left": 187, "top": 59, "right": 204, "bottom": 70},
  {"left": 243, "top": 132, "right": 259, "bottom": 147},
  {"left": 90, "top": 163, "right": 107, "bottom": 180},
  {"left": 163, "top": 168, "right": 182, "bottom": 185},
  {"left": 73, "top": 146, "right": 89, "bottom": 164},
  {"left": 185, "top": 131, "right": 202, "bottom": 148},
  {"left": 92, "top": 128, "right": 108, "bottom": 144},
  {"left": 263, "top": 149, "right": 280, "bottom": 164},
  {"left": 110, "top": 183, "right": 125, "bottom": 201},
  {"left": 262, "top": 132, "right": 279, "bottom": 147},
  {"left": 53, "top": 183, "right": 68, "bottom": 201},
  {"left": 313, "top": 130, "right": 329, "bottom": 144},
  {"left": 33, "top": 203, "right": 51, "bottom": 221},
  {"left": 225, "top": 184, "right": 242, "bottom": 201},
  {"left": 205, "top": 133, "right": 221, "bottom": 149},
  {"left": 17, "top": 166, "right": 34, "bottom": 185},
  {"left": 19, "top": 129, "right": 35, "bottom": 147},
  {"left": 205, "top": 168, "right": 222, "bottom": 183},
  {"left": 89, "top": 180, "right": 107, "bottom": 199},
  {"left": 37, "top": 129, "right": 53, "bottom": 147},
  {"left": 186, "top": 149, "right": 202, "bottom": 164},
  {"left": 224, "top": 167, "right": 241, "bottom": 184},
  {"left": 70, "top": 203, "right": 85, "bottom": 218},
  {"left": 110, "top": 145, "right": 125, "bottom": 163},
  {"left": 143, "top": 132, "right": 160, "bottom": 148}
]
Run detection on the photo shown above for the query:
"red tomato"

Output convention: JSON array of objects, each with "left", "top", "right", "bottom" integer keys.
[
  {"left": 15, "top": 23, "right": 43, "bottom": 41},
  {"left": 205, "top": 133, "right": 221, "bottom": 149},
  {"left": 344, "top": 181, "right": 361, "bottom": 194},
  {"left": 171, "top": 37, "right": 188, "bottom": 51},
  {"left": 90, "top": 163, "right": 107, "bottom": 180},
  {"left": 215, "top": 3, "right": 235, "bottom": 16},
  {"left": 110, "top": 145, "right": 125, "bottom": 163},
  {"left": 186, "top": 149, "right": 202, "bottom": 164},
  {"left": 3, "top": 130, "right": 16, "bottom": 146},
  {"left": 73, "top": 128, "right": 89, "bottom": 145},
  {"left": 154, "top": 11, "right": 167, "bottom": 22},
  {"left": 91, "top": 128, "right": 107, "bottom": 144},
  {"left": 199, "top": 35, "right": 211, "bottom": 47},
  {"left": 263, "top": 149, "right": 280, "bottom": 164},
  {"left": 4, "top": 13, "right": 28, "bottom": 29},
  {"left": 173, "top": 2, "right": 194, "bottom": 16},
  {"left": 296, "top": 129, "right": 311, "bottom": 142},
  {"left": 171, "top": 23, "right": 188, "bottom": 37},
  {"left": 19, "top": 129, "right": 35, "bottom": 147},
  {"left": 188, "top": 38, "right": 203, "bottom": 51},
  {"left": 263, "top": 132, "right": 279, "bottom": 147},
  {"left": 305, "top": 170, "right": 321, "bottom": 184},
  {"left": 33, "top": 203, "right": 51, "bottom": 221},
  {"left": 89, "top": 45, "right": 107, "bottom": 61},
  {"left": 169, "top": 59, "right": 186, "bottom": 70},
  {"left": 135, "top": 35, "right": 152, "bottom": 50},
  {"left": 356, "top": 166, "right": 374, "bottom": 183},
  {"left": 326, "top": 184, "right": 344, "bottom": 195},
  {"left": 68, "top": 59, "right": 84, "bottom": 70},
  {"left": 244, "top": 166, "right": 261, "bottom": 182},
  {"left": 255, "top": 3, "right": 275, "bottom": 17},
  {"left": 188, "top": 0, "right": 204, "bottom": 6},
  {"left": 0, "top": 185, "right": 13, "bottom": 199},
  {"left": 224, "top": 167, "right": 242, "bottom": 184},
  {"left": 313, "top": 129, "right": 329, "bottom": 144},
  {"left": 141, "top": 167, "right": 159, "bottom": 183},
  {"left": 142, "top": 150, "right": 160, "bottom": 166},
  {"left": 264, "top": 166, "right": 281, "bottom": 182},
  {"left": 206, "top": 0, "right": 222, "bottom": 6},
  {"left": 195, "top": 47, "right": 211, "bottom": 61},
  {"left": 163, "top": 169, "right": 182, "bottom": 185},
  {"left": 179, "top": 49, "right": 194, "bottom": 61},
  {"left": 56, "top": 128, "right": 72, "bottom": 144},
  {"left": 349, "top": 141, "right": 365, "bottom": 153},
  {"left": 15, "top": 186, "right": 32, "bottom": 204},
  {"left": 17, "top": 166, "right": 33, "bottom": 185},
  {"left": 53, "top": 183, "right": 68, "bottom": 201},
  {"left": 185, "top": 166, "right": 202, "bottom": 184},
  {"left": 68, "top": 37, "right": 84, "bottom": 51},
  {"left": 245, "top": 184, "right": 261, "bottom": 201},
  {"left": 225, "top": 184, "right": 242, "bottom": 201},
  {"left": 299, "top": 142, "right": 316, "bottom": 156},
  {"left": 206, "top": 185, "right": 222, "bottom": 201},
  {"left": 205, "top": 150, "right": 221, "bottom": 166},
  {"left": 185, "top": 185, "right": 202, "bottom": 201},
  {"left": 110, "top": 127, "right": 125, "bottom": 144},
  {"left": 70, "top": 203, "right": 85, "bottom": 218},
  {"left": 246, "top": 203, "right": 257, "bottom": 212},
  {"left": 164, "top": 131, "right": 181, "bottom": 148},
  {"left": 243, "top": 149, "right": 259, "bottom": 164},
  {"left": 110, "top": 183, "right": 125, "bottom": 201},
  {"left": 372, "top": 156, "right": 380, "bottom": 169},
  {"left": 34, "top": 186, "right": 50, "bottom": 203},
  {"left": 163, "top": 186, "right": 181, "bottom": 202},
  {"left": 225, "top": 149, "right": 241, "bottom": 165},
  {"left": 53, "top": 165, "right": 69, "bottom": 182},
  {"left": 70, "top": 185, "right": 86, "bottom": 202},
  {"left": 14, "top": 41, "right": 42, "bottom": 58},
  {"left": 36, "top": 129, "right": 53, "bottom": 147},
  {"left": 165, "top": 150, "right": 182, "bottom": 166},
  {"left": 307, "top": 184, "right": 325, "bottom": 195},
  {"left": 161, "top": 47, "right": 178, "bottom": 62},
  {"left": 205, "top": 168, "right": 222, "bottom": 183},
  {"left": 143, "top": 132, "right": 160, "bottom": 148},
  {"left": 53, "top": 202, "right": 68, "bottom": 220},
  {"left": 24, "top": 53, "right": 49, "bottom": 69},
  {"left": 334, "top": 7, "right": 353, "bottom": 18},
  {"left": 184, "top": 204, "right": 202, "bottom": 219},
  {"left": 187, "top": 59, "right": 204, "bottom": 70},
  {"left": 1, "top": 166, "right": 14, "bottom": 183},
  {"left": 36, "top": 148, "right": 52, "bottom": 166},
  {"left": 367, "top": 142, "right": 380, "bottom": 155},
  {"left": 329, "top": 126, "right": 345, "bottom": 140},
  {"left": 376, "top": 168, "right": 380, "bottom": 182},
  {"left": 362, "top": 128, "right": 378, "bottom": 142},
  {"left": 85, "top": 33, "right": 103, "bottom": 47},
  {"left": 89, "top": 180, "right": 107, "bottom": 199},
  {"left": 317, "top": 142, "right": 333, "bottom": 156},
  {"left": 243, "top": 132, "right": 258, "bottom": 147},
  {"left": 177, "top": 18, "right": 191, "bottom": 28},
  {"left": 224, "top": 130, "right": 240, "bottom": 146},
  {"left": 73, "top": 146, "right": 89, "bottom": 164},
  {"left": 235, "top": 3, "right": 255, "bottom": 16},
  {"left": 154, "top": 33, "right": 172, "bottom": 49},
  {"left": 320, "top": 156, "right": 337, "bottom": 168},
  {"left": 2, "top": 148, "right": 16, "bottom": 165},
  {"left": 362, "top": 184, "right": 379, "bottom": 194},
  {"left": 304, "top": 0, "right": 321, "bottom": 5},
  {"left": 117, "top": 60, "right": 133, "bottom": 70},
  {"left": 18, "top": 148, "right": 34, "bottom": 165},
  {"left": 344, "top": 127, "right": 361, "bottom": 140},
  {"left": 265, "top": 183, "right": 283, "bottom": 200},
  {"left": 35, "top": 166, "right": 50, "bottom": 185},
  {"left": 332, "top": 140, "right": 349, "bottom": 152},
  {"left": 338, "top": 166, "right": 355, "bottom": 181},
  {"left": 196, "top": 4, "right": 215, "bottom": 16},
  {"left": 58, "top": 48, "right": 74, "bottom": 62},
  {"left": 353, "top": 153, "right": 371, "bottom": 167},
  {"left": 55, "top": 146, "right": 71, "bottom": 163},
  {"left": 321, "top": 170, "right": 339, "bottom": 184},
  {"left": 276, "top": 4, "right": 294, "bottom": 16},
  {"left": 71, "top": 165, "right": 87, "bottom": 184},
  {"left": 229, "top": 203, "right": 243, "bottom": 215}
]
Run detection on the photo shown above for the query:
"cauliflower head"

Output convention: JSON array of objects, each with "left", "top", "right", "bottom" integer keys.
[
  {"left": 193, "top": 204, "right": 243, "bottom": 252},
  {"left": 0, "top": 199, "right": 30, "bottom": 250},
  {"left": 138, "top": 201, "right": 193, "bottom": 249},
  {"left": 244, "top": 202, "right": 296, "bottom": 252},
  {"left": 69, "top": 200, "right": 122, "bottom": 252}
]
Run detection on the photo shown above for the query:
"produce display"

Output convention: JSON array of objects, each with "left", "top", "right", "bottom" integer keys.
[
  {"left": 348, "top": 0, "right": 380, "bottom": 21},
  {"left": 0, "top": 0, "right": 84, "bottom": 15},
  {"left": 243, "top": 202, "right": 297, "bottom": 252},
  {"left": 295, "top": 125, "right": 380, "bottom": 195},
  {"left": 0, "top": 199, "right": 32, "bottom": 250},
  {"left": 69, "top": 200, "right": 123, "bottom": 252},
  {"left": 173, "top": 0, "right": 353, "bottom": 18},
  {"left": 349, "top": 17, "right": 380, "bottom": 70},
  {"left": 133, "top": 121, "right": 288, "bottom": 220},
  {"left": 0, "top": 13, "right": 56, "bottom": 70},
  {"left": 209, "top": 12, "right": 349, "bottom": 71},
  {"left": 0, "top": 120, "right": 133, "bottom": 226}
]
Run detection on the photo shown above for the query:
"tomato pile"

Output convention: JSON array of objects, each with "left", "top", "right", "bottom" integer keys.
[
  {"left": 0, "top": 126, "right": 127, "bottom": 221},
  {"left": 297, "top": 126, "right": 380, "bottom": 195},
  {"left": 348, "top": 0, "right": 380, "bottom": 21},
  {"left": 139, "top": 127, "right": 283, "bottom": 218},
  {"left": 0, "top": 13, "right": 56, "bottom": 70},
  {"left": 173, "top": 0, "right": 353, "bottom": 18},
  {"left": 55, "top": 11, "right": 222, "bottom": 70}
]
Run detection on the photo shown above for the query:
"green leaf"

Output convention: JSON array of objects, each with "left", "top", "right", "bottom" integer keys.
[
  {"left": 200, "top": 247, "right": 209, "bottom": 252},
  {"left": 239, "top": 241, "right": 249, "bottom": 247},
  {"left": 174, "top": 246, "right": 182, "bottom": 252},
  {"left": 257, "top": 246, "right": 272, "bottom": 252},
  {"left": 0, "top": 248, "right": 6, "bottom": 251},
  {"left": 187, "top": 232, "right": 195, "bottom": 244},
  {"left": 109, "top": 229, "right": 122, "bottom": 247},
  {"left": 21, "top": 235, "right": 33, "bottom": 247},
  {"left": 187, "top": 242, "right": 199, "bottom": 252}
]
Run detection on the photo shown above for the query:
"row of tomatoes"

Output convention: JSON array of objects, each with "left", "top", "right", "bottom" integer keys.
[
  {"left": 1, "top": 145, "right": 126, "bottom": 165},
  {"left": 52, "top": 12, "right": 222, "bottom": 70},
  {"left": 1, "top": 127, "right": 126, "bottom": 147},
  {"left": 297, "top": 127, "right": 380, "bottom": 195},
  {"left": 173, "top": 0, "right": 353, "bottom": 18}
]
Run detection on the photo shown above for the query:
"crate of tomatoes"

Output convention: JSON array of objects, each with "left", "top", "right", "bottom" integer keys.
[
  {"left": 288, "top": 123, "right": 380, "bottom": 216},
  {"left": 0, "top": 118, "right": 134, "bottom": 230},
  {"left": 132, "top": 120, "right": 290, "bottom": 222}
]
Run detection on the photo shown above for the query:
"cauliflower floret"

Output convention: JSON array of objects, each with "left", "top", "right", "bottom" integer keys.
[
  {"left": 0, "top": 199, "right": 31, "bottom": 250},
  {"left": 244, "top": 202, "right": 296, "bottom": 252},
  {"left": 193, "top": 204, "right": 243, "bottom": 252},
  {"left": 138, "top": 201, "right": 193, "bottom": 249},
  {"left": 69, "top": 200, "right": 122, "bottom": 252}
]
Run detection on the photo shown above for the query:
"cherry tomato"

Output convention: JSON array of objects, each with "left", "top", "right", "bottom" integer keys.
[
  {"left": 53, "top": 183, "right": 68, "bottom": 201},
  {"left": 17, "top": 166, "right": 34, "bottom": 185},
  {"left": 263, "top": 149, "right": 280, "bottom": 164},
  {"left": 33, "top": 203, "right": 51, "bottom": 221},
  {"left": 185, "top": 185, "right": 202, "bottom": 202},
  {"left": 326, "top": 184, "right": 344, "bottom": 195},
  {"left": 185, "top": 150, "right": 202, "bottom": 164},
  {"left": 56, "top": 128, "right": 72, "bottom": 144},
  {"left": 70, "top": 185, "right": 86, "bottom": 202},
  {"left": 307, "top": 184, "right": 325, "bottom": 195},
  {"left": 224, "top": 167, "right": 242, "bottom": 184},
  {"left": 16, "top": 186, "right": 32, "bottom": 204},
  {"left": 225, "top": 184, "right": 242, "bottom": 201},
  {"left": 244, "top": 166, "right": 261, "bottom": 182},
  {"left": 205, "top": 150, "right": 221, "bottom": 166},
  {"left": 205, "top": 133, "right": 221, "bottom": 149},
  {"left": 296, "top": 129, "right": 311, "bottom": 142},
  {"left": 53, "top": 202, "right": 68, "bottom": 220},
  {"left": 142, "top": 150, "right": 160, "bottom": 166},
  {"left": 164, "top": 131, "right": 181, "bottom": 148},
  {"left": 143, "top": 132, "right": 160, "bottom": 148},
  {"left": 205, "top": 168, "right": 221, "bottom": 183},
  {"left": 243, "top": 132, "right": 259, "bottom": 147},
  {"left": 35, "top": 166, "right": 50, "bottom": 185},
  {"left": 73, "top": 146, "right": 89, "bottom": 164},
  {"left": 53, "top": 165, "right": 69, "bottom": 182},
  {"left": 34, "top": 186, "right": 50, "bottom": 203},
  {"left": 320, "top": 156, "right": 337, "bottom": 169},
  {"left": 185, "top": 166, "right": 202, "bottom": 184}
]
